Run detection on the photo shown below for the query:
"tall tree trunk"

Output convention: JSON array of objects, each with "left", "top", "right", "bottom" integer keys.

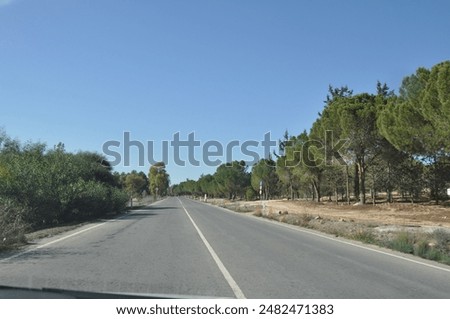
[
  {"left": 287, "top": 170, "right": 294, "bottom": 200},
  {"left": 372, "top": 171, "right": 376, "bottom": 206},
  {"left": 358, "top": 159, "right": 366, "bottom": 205},
  {"left": 434, "top": 162, "right": 440, "bottom": 205},
  {"left": 387, "top": 163, "right": 392, "bottom": 203},
  {"left": 346, "top": 165, "right": 350, "bottom": 205},
  {"left": 354, "top": 163, "right": 360, "bottom": 202},
  {"left": 313, "top": 182, "right": 321, "bottom": 202}
]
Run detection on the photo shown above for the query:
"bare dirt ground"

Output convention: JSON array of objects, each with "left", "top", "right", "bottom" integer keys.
[
  {"left": 262, "top": 199, "right": 450, "bottom": 227},
  {"left": 209, "top": 198, "right": 450, "bottom": 228}
]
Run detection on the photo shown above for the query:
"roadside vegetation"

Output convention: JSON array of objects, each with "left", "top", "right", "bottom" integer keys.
[
  {"left": 173, "top": 61, "right": 450, "bottom": 206},
  {"left": 0, "top": 133, "right": 171, "bottom": 251},
  {"left": 0, "top": 135, "right": 127, "bottom": 251}
]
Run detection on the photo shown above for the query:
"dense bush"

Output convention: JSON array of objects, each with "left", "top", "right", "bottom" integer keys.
[
  {"left": 0, "top": 133, "right": 128, "bottom": 234},
  {"left": 0, "top": 199, "right": 28, "bottom": 250}
]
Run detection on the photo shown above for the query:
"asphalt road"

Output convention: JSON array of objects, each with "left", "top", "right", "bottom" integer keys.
[{"left": 1, "top": 197, "right": 450, "bottom": 298}]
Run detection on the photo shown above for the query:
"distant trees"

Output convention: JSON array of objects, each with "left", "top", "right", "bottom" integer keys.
[
  {"left": 172, "top": 179, "right": 200, "bottom": 196},
  {"left": 198, "top": 174, "right": 218, "bottom": 197},
  {"left": 148, "top": 162, "right": 170, "bottom": 197},
  {"left": 274, "top": 130, "right": 304, "bottom": 200},
  {"left": 275, "top": 130, "right": 325, "bottom": 202},
  {"left": 214, "top": 161, "right": 250, "bottom": 200},
  {"left": 124, "top": 171, "right": 148, "bottom": 206},
  {"left": 172, "top": 161, "right": 251, "bottom": 199},
  {"left": 251, "top": 158, "right": 279, "bottom": 200}
]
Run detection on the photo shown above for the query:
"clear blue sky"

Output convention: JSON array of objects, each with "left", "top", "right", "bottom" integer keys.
[{"left": 1, "top": 0, "right": 449, "bottom": 184}]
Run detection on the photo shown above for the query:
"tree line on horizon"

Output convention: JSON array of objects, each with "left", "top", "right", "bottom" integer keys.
[
  {"left": 114, "top": 162, "right": 170, "bottom": 202},
  {"left": 172, "top": 61, "right": 450, "bottom": 205}
]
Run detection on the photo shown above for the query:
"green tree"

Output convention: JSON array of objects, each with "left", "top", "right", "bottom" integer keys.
[
  {"left": 214, "top": 161, "right": 250, "bottom": 200},
  {"left": 378, "top": 61, "right": 450, "bottom": 202},
  {"left": 296, "top": 130, "right": 325, "bottom": 202},
  {"left": 421, "top": 61, "right": 450, "bottom": 148},
  {"left": 124, "top": 172, "right": 148, "bottom": 203},
  {"left": 318, "top": 92, "right": 384, "bottom": 204},
  {"left": 378, "top": 68, "right": 434, "bottom": 155},
  {"left": 175, "top": 179, "right": 200, "bottom": 196},
  {"left": 275, "top": 130, "right": 299, "bottom": 200},
  {"left": 251, "top": 157, "right": 279, "bottom": 200},
  {"left": 198, "top": 174, "right": 218, "bottom": 197},
  {"left": 148, "top": 162, "right": 170, "bottom": 197}
]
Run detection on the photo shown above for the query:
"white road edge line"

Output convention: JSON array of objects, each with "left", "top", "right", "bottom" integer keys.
[
  {"left": 269, "top": 218, "right": 450, "bottom": 273},
  {"left": 0, "top": 198, "right": 169, "bottom": 264},
  {"left": 191, "top": 198, "right": 450, "bottom": 274},
  {"left": 177, "top": 198, "right": 246, "bottom": 299},
  {"left": 0, "top": 222, "right": 108, "bottom": 263}
]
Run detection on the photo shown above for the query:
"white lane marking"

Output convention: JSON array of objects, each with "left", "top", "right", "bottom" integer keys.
[
  {"left": 177, "top": 198, "right": 246, "bottom": 299},
  {"left": 0, "top": 198, "right": 169, "bottom": 263},
  {"left": 189, "top": 198, "right": 450, "bottom": 274}
]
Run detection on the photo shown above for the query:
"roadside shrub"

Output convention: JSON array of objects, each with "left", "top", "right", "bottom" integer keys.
[
  {"left": 389, "top": 232, "right": 414, "bottom": 254},
  {"left": 0, "top": 199, "right": 28, "bottom": 250},
  {"left": 245, "top": 187, "right": 257, "bottom": 201},
  {"left": 299, "top": 214, "right": 313, "bottom": 227},
  {"left": 414, "top": 239, "right": 430, "bottom": 257},
  {"left": 352, "top": 229, "right": 376, "bottom": 244},
  {"left": 64, "top": 181, "right": 128, "bottom": 221},
  {"left": 0, "top": 137, "right": 129, "bottom": 227},
  {"left": 384, "top": 231, "right": 450, "bottom": 265},
  {"left": 110, "top": 187, "right": 129, "bottom": 213},
  {"left": 439, "top": 254, "right": 450, "bottom": 265},
  {"left": 432, "top": 229, "right": 450, "bottom": 254},
  {"left": 424, "top": 248, "right": 442, "bottom": 261},
  {"left": 65, "top": 180, "right": 109, "bottom": 220}
]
